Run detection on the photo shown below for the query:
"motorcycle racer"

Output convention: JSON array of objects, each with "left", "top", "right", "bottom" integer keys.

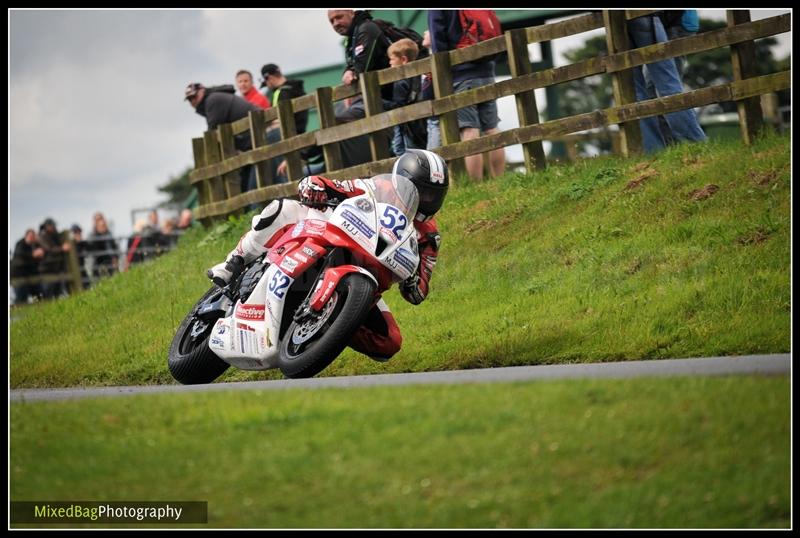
[{"left": 206, "top": 149, "right": 449, "bottom": 361}]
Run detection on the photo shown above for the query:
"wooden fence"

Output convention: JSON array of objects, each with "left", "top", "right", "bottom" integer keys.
[{"left": 188, "top": 9, "right": 791, "bottom": 223}]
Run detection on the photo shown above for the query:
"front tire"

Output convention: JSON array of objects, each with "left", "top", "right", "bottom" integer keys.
[
  {"left": 278, "top": 273, "right": 376, "bottom": 379},
  {"left": 168, "top": 286, "right": 231, "bottom": 384}
]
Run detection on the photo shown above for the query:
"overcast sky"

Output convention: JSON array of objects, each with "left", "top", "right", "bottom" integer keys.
[{"left": 8, "top": 9, "right": 791, "bottom": 250}]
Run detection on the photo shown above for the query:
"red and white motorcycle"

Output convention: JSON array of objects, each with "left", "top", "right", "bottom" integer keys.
[{"left": 168, "top": 173, "right": 420, "bottom": 382}]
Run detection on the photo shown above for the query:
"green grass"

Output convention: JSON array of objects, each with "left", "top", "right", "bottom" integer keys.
[
  {"left": 10, "top": 132, "right": 791, "bottom": 387},
  {"left": 10, "top": 375, "right": 790, "bottom": 528}
]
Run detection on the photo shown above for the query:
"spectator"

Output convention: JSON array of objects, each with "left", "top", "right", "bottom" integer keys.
[
  {"left": 126, "top": 219, "right": 148, "bottom": 268},
  {"left": 37, "top": 217, "right": 71, "bottom": 299},
  {"left": 646, "top": 10, "right": 700, "bottom": 146},
  {"left": 326, "top": 10, "right": 393, "bottom": 165},
  {"left": 328, "top": 9, "right": 393, "bottom": 118},
  {"left": 428, "top": 10, "right": 506, "bottom": 179},
  {"left": 146, "top": 209, "right": 159, "bottom": 232},
  {"left": 421, "top": 30, "right": 441, "bottom": 150},
  {"left": 386, "top": 38, "right": 428, "bottom": 156},
  {"left": 70, "top": 224, "right": 91, "bottom": 289},
  {"left": 87, "top": 212, "right": 119, "bottom": 279},
  {"left": 260, "top": 63, "right": 326, "bottom": 179},
  {"left": 138, "top": 210, "right": 169, "bottom": 260},
  {"left": 10, "top": 228, "right": 45, "bottom": 304},
  {"left": 627, "top": 13, "right": 707, "bottom": 153},
  {"left": 177, "top": 208, "right": 195, "bottom": 231},
  {"left": 185, "top": 82, "right": 261, "bottom": 193},
  {"left": 162, "top": 218, "right": 179, "bottom": 249},
  {"left": 235, "top": 69, "right": 271, "bottom": 110}
]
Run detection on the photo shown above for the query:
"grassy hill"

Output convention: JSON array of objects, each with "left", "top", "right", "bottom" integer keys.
[{"left": 10, "top": 132, "right": 790, "bottom": 388}]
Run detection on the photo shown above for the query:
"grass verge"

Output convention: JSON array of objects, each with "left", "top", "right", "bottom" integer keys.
[{"left": 10, "top": 375, "right": 790, "bottom": 528}]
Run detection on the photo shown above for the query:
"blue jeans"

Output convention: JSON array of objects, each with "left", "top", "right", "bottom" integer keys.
[
  {"left": 426, "top": 116, "right": 441, "bottom": 150},
  {"left": 392, "top": 125, "right": 406, "bottom": 157},
  {"left": 628, "top": 16, "right": 706, "bottom": 152}
]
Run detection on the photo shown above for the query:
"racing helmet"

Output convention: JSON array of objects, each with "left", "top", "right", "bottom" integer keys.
[{"left": 391, "top": 149, "right": 449, "bottom": 222}]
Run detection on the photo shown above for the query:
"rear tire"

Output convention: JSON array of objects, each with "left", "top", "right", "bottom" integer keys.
[
  {"left": 168, "top": 286, "right": 231, "bottom": 384},
  {"left": 278, "top": 273, "right": 376, "bottom": 379}
]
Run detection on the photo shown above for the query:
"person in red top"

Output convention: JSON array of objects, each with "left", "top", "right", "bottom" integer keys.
[
  {"left": 235, "top": 69, "right": 270, "bottom": 110},
  {"left": 207, "top": 149, "right": 449, "bottom": 362}
]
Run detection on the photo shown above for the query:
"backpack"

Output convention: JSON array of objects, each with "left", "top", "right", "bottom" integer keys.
[
  {"left": 456, "top": 10, "right": 502, "bottom": 49},
  {"left": 373, "top": 18, "right": 430, "bottom": 60},
  {"left": 656, "top": 10, "right": 698, "bottom": 33},
  {"left": 399, "top": 76, "right": 428, "bottom": 150}
]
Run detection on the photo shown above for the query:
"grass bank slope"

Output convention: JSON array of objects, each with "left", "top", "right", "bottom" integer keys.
[{"left": 10, "top": 133, "right": 790, "bottom": 388}]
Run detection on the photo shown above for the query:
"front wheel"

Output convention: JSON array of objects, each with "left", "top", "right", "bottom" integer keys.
[
  {"left": 168, "top": 286, "right": 231, "bottom": 384},
  {"left": 278, "top": 273, "right": 376, "bottom": 379}
]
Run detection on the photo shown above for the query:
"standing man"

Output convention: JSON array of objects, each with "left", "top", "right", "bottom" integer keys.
[
  {"left": 627, "top": 14, "right": 707, "bottom": 153},
  {"left": 10, "top": 229, "right": 45, "bottom": 304},
  {"left": 428, "top": 10, "right": 505, "bottom": 180},
  {"left": 261, "top": 63, "right": 325, "bottom": 179},
  {"left": 185, "top": 82, "right": 262, "bottom": 193},
  {"left": 327, "top": 9, "right": 393, "bottom": 119},
  {"left": 235, "top": 69, "right": 271, "bottom": 110},
  {"left": 37, "top": 217, "right": 71, "bottom": 299}
]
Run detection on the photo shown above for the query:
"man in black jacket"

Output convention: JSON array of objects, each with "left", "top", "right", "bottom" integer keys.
[
  {"left": 328, "top": 9, "right": 395, "bottom": 114},
  {"left": 185, "top": 82, "right": 261, "bottom": 192},
  {"left": 261, "top": 63, "right": 325, "bottom": 179},
  {"left": 11, "top": 229, "right": 45, "bottom": 304}
]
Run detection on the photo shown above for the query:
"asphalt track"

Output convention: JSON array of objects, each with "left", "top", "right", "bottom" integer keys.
[{"left": 10, "top": 354, "right": 790, "bottom": 403}]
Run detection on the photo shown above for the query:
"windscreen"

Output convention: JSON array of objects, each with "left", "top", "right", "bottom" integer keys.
[{"left": 364, "top": 173, "right": 419, "bottom": 223}]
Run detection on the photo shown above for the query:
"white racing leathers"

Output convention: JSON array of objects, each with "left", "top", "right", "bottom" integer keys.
[{"left": 208, "top": 198, "right": 316, "bottom": 283}]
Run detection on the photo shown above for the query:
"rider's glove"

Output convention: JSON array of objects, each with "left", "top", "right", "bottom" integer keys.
[
  {"left": 298, "top": 176, "right": 364, "bottom": 209},
  {"left": 298, "top": 176, "right": 330, "bottom": 208},
  {"left": 399, "top": 273, "right": 425, "bottom": 305}
]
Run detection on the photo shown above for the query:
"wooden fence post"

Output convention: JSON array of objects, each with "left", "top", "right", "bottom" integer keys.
[
  {"left": 315, "top": 87, "right": 344, "bottom": 172},
  {"left": 202, "top": 131, "right": 226, "bottom": 202},
  {"left": 603, "top": 10, "right": 643, "bottom": 157},
  {"left": 430, "top": 51, "right": 466, "bottom": 180},
  {"left": 192, "top": 137, "right": 211, "bottom": 214},
  {"left": 64, "top": 237, "right": 83, "bottom": 294},
  {"left": 249, "top": 110, "right": 274, "bottom": 189},
  {"left": 218, "top": 123, "right": 243, "bottom": 208},
  {"left": 727, "top": 10, "right": 764, "bottom": 145},
  {"left": 277, "top": 98, "right": 304, "bottom": 181},
  {"left": 505, "top": 28, "right": 547, "bottom": 172},
  {"left": 359, "top": 71, "right": 392, "bottom": 162}
]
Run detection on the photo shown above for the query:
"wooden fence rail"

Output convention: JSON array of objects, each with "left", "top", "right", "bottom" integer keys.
[{"left": 189, "top": 10, "right": 790, "bottom": 222}]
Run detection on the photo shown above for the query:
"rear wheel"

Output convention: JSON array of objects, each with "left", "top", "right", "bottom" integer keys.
[
  {"left": 168, "top": 286, "right": 231, "bottom": 384},
  {"left": 278, "top": 273, "right": 376, "bottom": 379}
]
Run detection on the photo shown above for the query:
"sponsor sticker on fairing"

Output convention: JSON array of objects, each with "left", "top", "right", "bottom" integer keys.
[
  {"left": 280, "top": 257, "right": 299, "bottom": 273},
  {"left": 235, "top": 304, "right": 265, "bottom": 321},
  {"left": 291, "top": 221, "right": 305, "bottom": 238},
  {"left": 393, "top": 248, "right": 417, "bottom": 274},
  {"left": 341, "top": 209, "right": 375, "bottom": 239},
  {"left": 356, "top": 198, "right": 373, "bottom": 212}
]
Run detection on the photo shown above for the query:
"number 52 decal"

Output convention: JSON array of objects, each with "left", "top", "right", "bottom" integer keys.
[
  {"left": 380, "top": 206, "right": 408, "bottom": 236},
  {"left": 269, "top": 270, "right": 291, "bottom": 299}
]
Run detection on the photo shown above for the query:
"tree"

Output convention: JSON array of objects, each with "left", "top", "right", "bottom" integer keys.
[
  {"left": 157, "top": 166, "right": 195, "bottom": 207},
  {"left": 556, "top": 18, "right": 788, "bottom": 125}
]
